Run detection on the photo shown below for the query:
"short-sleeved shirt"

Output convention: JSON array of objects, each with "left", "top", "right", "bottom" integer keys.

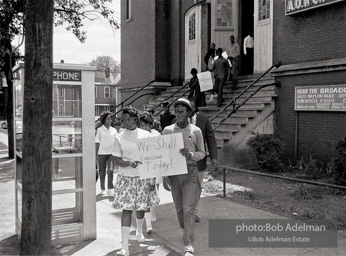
[
  {"left": 95, "top": 125, "right": 118, "bottom": 155},
  {"left": 112, "top": 128, "right": 151, "bottom": 177},
  {"left": 162, "top": 123, "right": 205, "bottom": 165}
]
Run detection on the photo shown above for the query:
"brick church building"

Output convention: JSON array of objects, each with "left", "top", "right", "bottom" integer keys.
[{"left": 120, "top": 0, "right": 346, "bottom": 163}]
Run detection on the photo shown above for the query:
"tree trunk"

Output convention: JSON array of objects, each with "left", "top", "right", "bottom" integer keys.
[{"left": 20, "top": 0, "right": 54, "bottom": 255}]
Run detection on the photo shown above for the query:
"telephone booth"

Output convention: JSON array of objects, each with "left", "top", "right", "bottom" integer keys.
[{"left": 13, "top": 63, "right": 97, "bottom": 245}]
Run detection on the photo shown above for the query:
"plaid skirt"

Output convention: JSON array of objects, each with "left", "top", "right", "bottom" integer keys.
[{"left": 113, "top": 174, "right": 160, "bottom": 211}]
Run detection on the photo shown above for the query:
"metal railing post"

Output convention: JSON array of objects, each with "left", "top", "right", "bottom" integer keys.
[{"left": 222, "top": 168, "right": 226, "bottom": 198}]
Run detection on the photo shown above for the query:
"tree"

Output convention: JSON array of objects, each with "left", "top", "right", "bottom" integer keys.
[
  {"left": 0, "top": 0, "right": 25, "bottom": 159},
  {"left": 20, "top": 0, "right": 54, "bottom": 254},
  {"left": 0, "top": 0, "right": 119, "bottom": 158},
  {"left": 0, "top": 0, "right": 120, "bottom": 254},
  {"left": 91, "top": 55, "right": 121, "bottom": 73}
]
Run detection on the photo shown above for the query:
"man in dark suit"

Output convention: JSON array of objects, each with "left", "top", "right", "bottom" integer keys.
[
  {"left": 160, "top": 101, "right": 176, "bottom": 130},
  {"left": 211, "top": 47, "right": 229, "bottom": 107},
  {"left": 189, "top": 101, "right": 219, "bottom": 222}
]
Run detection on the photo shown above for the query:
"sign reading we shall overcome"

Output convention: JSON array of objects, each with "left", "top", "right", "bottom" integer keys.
[
  {"left": 136, "top": 133, "right": 188, "bottom": 179},
  {"left": 295, "top": 85, "right": 346, "bottom": 111}
]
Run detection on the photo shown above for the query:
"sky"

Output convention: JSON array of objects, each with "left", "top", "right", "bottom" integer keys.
[{"left": 14, "top": 0, "right": 120, "bottom": 65}]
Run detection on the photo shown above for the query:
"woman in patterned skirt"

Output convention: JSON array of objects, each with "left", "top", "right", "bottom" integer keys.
[{"left": 112, "top": 106, "right": 160, "bottom": 256}]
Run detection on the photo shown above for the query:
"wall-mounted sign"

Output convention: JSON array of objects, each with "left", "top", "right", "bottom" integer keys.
[
  {"left": 53, "top": 70, "right": 81, "bottom": 82},
  {"left": 295, "top": 85, "right": 346, "bottom": 111},
  {"left": 285, "top": 0, "right": 345, "bottom": 15}
]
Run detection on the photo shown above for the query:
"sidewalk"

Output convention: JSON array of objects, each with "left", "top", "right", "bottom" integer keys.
[{"left": 1, "top": 150, "right": 345, "bottom": 255}]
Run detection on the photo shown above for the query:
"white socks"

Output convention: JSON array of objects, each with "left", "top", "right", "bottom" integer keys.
[
  {"left": 136, "top": 218, "right": 145, "bottom": 242},
  {"left": 117, "top": 226, "right": 129, "bottom": 256},
  {"left": 151, "top": 207, "right": 157, "bottom": 222},
  {"left": 144, "top": 212, "right": 152, "bottom": 234}
]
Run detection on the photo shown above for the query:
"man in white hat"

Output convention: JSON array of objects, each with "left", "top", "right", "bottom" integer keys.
[{"left": 162, "top": 98, "right": 205, "bottom": 256}]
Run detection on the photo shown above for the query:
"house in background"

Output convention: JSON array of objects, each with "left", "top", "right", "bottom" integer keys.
[{"left": 94, "top": 71, "right": 121, "bottom": 117}]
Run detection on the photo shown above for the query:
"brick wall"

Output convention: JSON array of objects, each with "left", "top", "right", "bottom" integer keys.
[
  {"left": 273, "top": 1, "right": 346, "bottom": 162},
  {"left": 273, "top": 1, "right": 346, "bottom": 65},
  {"left": 155, "top": 0, "right": 170, "bottom": 81},
  {"left": 275, "top": 71, "right": 346, "bottom": 162},
  {"left": 121, "top": 0, "right": 155, "bottom": 88},
  {"left": 169, "top": 1, "right": 182, "bottom": 87}
]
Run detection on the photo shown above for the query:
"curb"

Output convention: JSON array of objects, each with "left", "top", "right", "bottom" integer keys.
[{"left": 151, "top": 232, "right": 182, "bottom": 255}]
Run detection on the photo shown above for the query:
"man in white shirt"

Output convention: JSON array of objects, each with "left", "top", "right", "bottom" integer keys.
[{"left": 243, "top": 32, "right": 254, "bottom": 75}]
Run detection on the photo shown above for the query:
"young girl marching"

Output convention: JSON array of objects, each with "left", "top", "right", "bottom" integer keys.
[{"left": 112, "top": 106, "right": 160, "bottom": 256}]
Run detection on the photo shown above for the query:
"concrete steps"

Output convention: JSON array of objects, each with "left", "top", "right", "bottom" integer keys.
[{"left": 149, "top": 76, "right": 277, "bottom": 151}]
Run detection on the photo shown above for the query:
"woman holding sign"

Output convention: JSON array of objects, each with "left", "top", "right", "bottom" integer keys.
[
  {"left": 139, "top": 112, "right": 162, "bottom": 233},
  {"left": 112, "top": 106, "right": 160, "bottom": 256},
  {"left": 187, "top": 68, "right": 206, "bottom": 108}
]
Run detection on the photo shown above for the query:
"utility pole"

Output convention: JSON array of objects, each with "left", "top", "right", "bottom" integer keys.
[{"left": 20, "top": 0, "right": 54, "bottom": 254}]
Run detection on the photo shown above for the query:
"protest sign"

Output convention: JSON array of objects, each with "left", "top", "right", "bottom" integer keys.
[
  {"left": 197, "top": 71, "right": 213, "bottom": 92},
  {"left": 136, "top": 133, "right": 188, "bottom": 179}
]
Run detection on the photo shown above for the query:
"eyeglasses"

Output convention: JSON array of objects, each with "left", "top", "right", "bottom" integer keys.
[
  {"left": 175, "top": 111, "right": 187, "bottom": 116},
  {"left": 121, "top": 117, "right": 135, "bottom": 123}
]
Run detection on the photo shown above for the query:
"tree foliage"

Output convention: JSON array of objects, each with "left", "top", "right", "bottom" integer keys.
[
  {"left": 1, "top": 0, "right": 120, "bottom": 67},
  {"left": 90, "top": 55, "right": 121, "bottom": 72},
  {"left": 54, "top": 0, "right": 120, "bottom": 43},
  {"left": 0, "top": 0, "right": 120, "bottom": 158}
]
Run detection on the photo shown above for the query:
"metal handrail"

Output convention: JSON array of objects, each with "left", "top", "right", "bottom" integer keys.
[
  {"left": 95, "top": 80, "right": 154, "bottom": 125},
  {"left": 212, "top": 82, "right": 278, "bottom": 131},
  {"left": 119, "top": 92, "right": 156, "bottom": 115},
  {"left": 210, "top": 61, "right": 281, "bottom": 130},
  {"left": 112, "top": 80, "right": 155, "bottom": 114},
  {"left": 153, "top": 82, "right": 190, "bottom": 110},
  {"left": 154, "top": 89, "right": 190, "bottom": 117}
]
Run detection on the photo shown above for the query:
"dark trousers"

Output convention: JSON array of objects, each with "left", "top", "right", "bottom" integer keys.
[
  {"left": 214, "top": 77, "right": 226, "bottom": 106},
  {"left": 98, "top": 154, "right": 114, "bottom": 190},
  {"left": 245, "top": 48, "right": 254, "bottom": 75},
  {"left": 169, "top": 165, "right": 200, "bottom": 250},
  {"left": 230, "top": 58, "right": 239, "bottom": 86}
]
